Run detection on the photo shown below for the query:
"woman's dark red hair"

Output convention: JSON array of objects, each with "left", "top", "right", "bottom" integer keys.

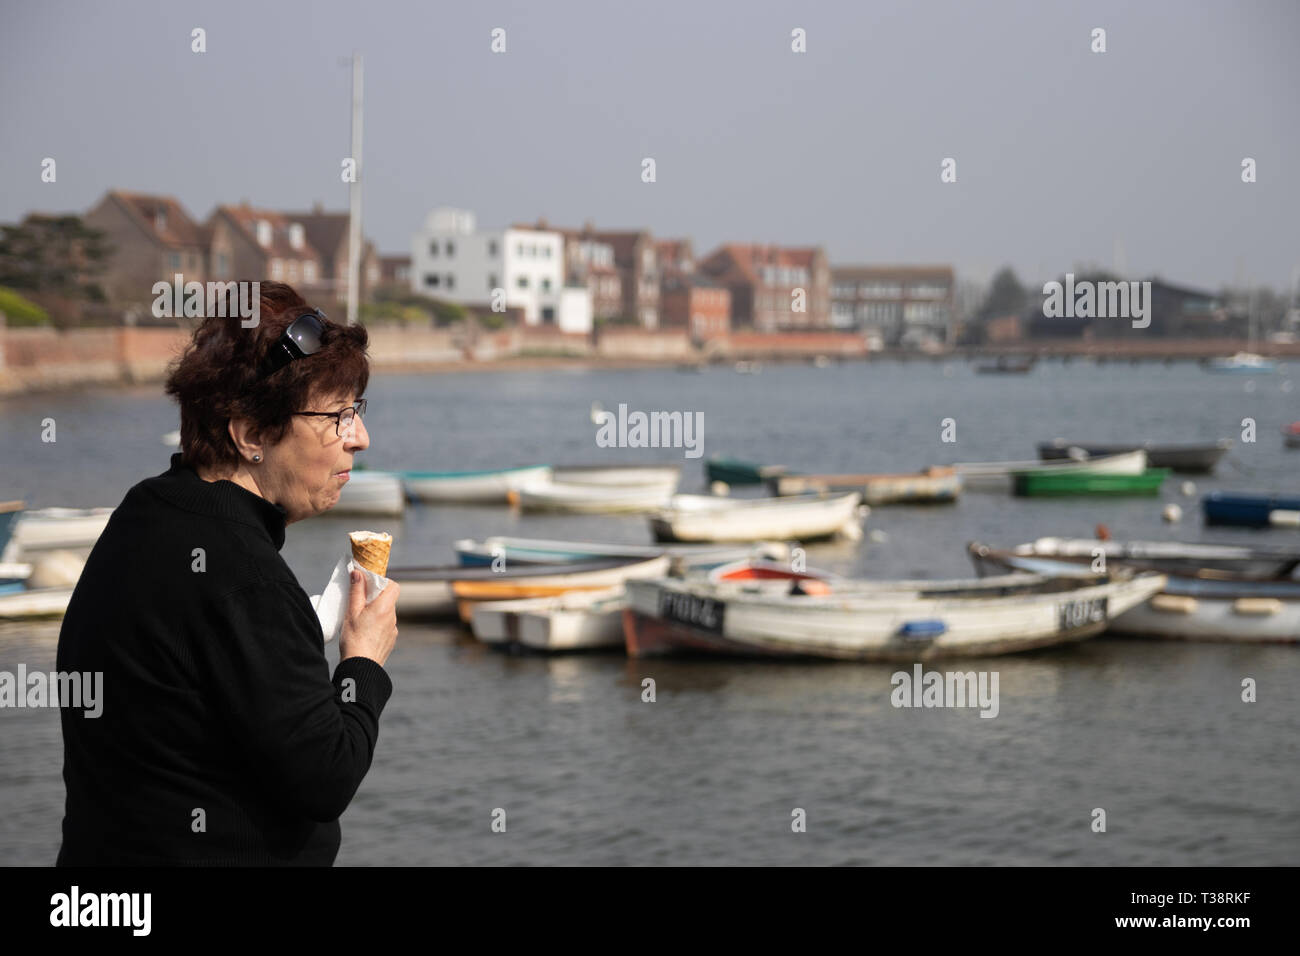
[{"left": 164, "top": 281, "right": 370, "bottom": 474}]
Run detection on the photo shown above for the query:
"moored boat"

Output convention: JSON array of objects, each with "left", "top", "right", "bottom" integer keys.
[
  {"left": 954, "top": 449, "right": 1147, "bottom": 492},
  {"left": 1202, "top": 492, "right": 1300, "bottom": 528},
  {"left": 451, "top": 554, "right": 670, "bottom": 621},
  {"left": 969, "top": 542, "right": 1300, "bottom": 643},
  {"left": 975, "top": 356, "right": 1036, "bottom": 374},
  {"left": 1284, "top": 423, "right": 1300, "bottom": 450},
  {"left": 1012, "top": 467, "right": 1169, "bottom": 497},
  {"left": 0, "top": 585, "right": 76, "bottom": 620},
  {"left": 402, "top": 465, "right": 552, "bottom": 503},
  {"left": 509, "top": 480, "right": 675, "bottom": 513},
  {"left": 977, "top": 536, "right": 1300, "bottom": 579},
  {"left": 648, "top": 492, "right": 864, "bottom": 543},
  {"left": 766, "top": 466, "right": 960, "bottom": 505},
  {"left": 1037, "top": 439, "right": 1232, "bottom": 473},
  {"left": 4, "top": 507, "right": 114, "bottom": 558},
  {"left": 622, "top": 566, "right": 1166, "bottom": 660},
  {"left": 1205, "top": 352, "right": 1275, "bottom": 374},
  {"left": 704, "top": 457, "right": 788, "bottom": 486},
  {"left": 551, "top": 465, "right": 681, "bottom": 492},
  {"left": 468, "top": 587, "right": 627, "bottom": 650},
  {"left": 452, "top": 536, "right": 789, "bottom": 569},
  {"left": 334, "top": 470, "right": 405, "bottom": 516}
]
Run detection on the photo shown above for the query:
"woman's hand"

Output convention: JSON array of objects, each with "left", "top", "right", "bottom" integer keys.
[{"left": 339, "top": 570, "right": 400, "bottom": 667}]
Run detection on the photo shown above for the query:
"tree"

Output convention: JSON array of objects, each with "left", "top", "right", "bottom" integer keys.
[
  {"left": 0, "top": 215, "right": 111, "bottom": 302},
  {"left": 976, "top": 266, "right": 1027, "bottom": 322}
]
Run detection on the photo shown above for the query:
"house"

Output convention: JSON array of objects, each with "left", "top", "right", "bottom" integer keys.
[
  {"left": 206, "top": 204, "right": 325, "bottom": 304},
  {"left": 278, "top": 203, "right": 380, "bottom": 308},
  {"left": 83, "top": 190, "right": 208, "bottom": 305},
  {"left": 697, "top": 244, "right": 831, "bottom": 331},
  {"left": 517, "top": 219, "right": 659, "bottom": 326},
  {"left": 830, "top": 265, "right": 954, "bottom": 345},
  {"left": 660, "top": 274, "right": 729, "bottom": 341},
  {"left": 412, "top": 208, "right": 590, "bottom": 331}
]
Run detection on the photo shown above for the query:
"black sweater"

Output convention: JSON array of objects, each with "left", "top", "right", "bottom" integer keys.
[{"left": 55, "top": 453, "right": 392, "bottom": 865}]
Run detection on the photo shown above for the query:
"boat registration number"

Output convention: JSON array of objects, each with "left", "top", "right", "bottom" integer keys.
[
  {"left": 659, "top": 591, "right": 725, "bottom": 633},
  {"left": 1058, "top": 597, "right": 1107, "bottom": 631}
]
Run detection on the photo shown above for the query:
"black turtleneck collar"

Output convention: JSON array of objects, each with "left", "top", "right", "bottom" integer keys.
[{"left": 145, "top": 452, "right": 289, "bottom": 551}]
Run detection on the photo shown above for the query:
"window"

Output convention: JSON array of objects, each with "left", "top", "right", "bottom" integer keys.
[
  {"left": 429, "top": 242, "right": 439, "bottom": 257},
  {"left": 304, "top": 262, "right": 317, "bottom": 283},
  {"left": 270, "top": 259, "right": 283, "bottom": 280},
  {"left": 543, "top": 246, "right": 552, "bottom": 258},
  {"left": 517, "top": 243, "right": 524, "bottom": 256},
  {"left": 542, "top": 278, "right": 552, "bottom": 292},
  {"left": 169, "top": 252, "right": 181, "bottom": 271},
  {"left": 445, "top": 274, "right": 455, "bottom": 290},
  {"left": 288, "top": 261, "right": 298, "bottom": 281},
  {"left": 517, "top": 276, "right": 529, "bottom": 288},
  {"left": 446, "top": 241, "right": 455, "bottom": 257},
  {"left": 542, "top": 306, "right": 555, "bottom": 323},
  {"left": 215, "top": 252, "right": 228, "bottom": 276},
  {"left": 488, "top": 239, "right": 498, "bottom": 256},
  {"left": 426, "top": 274, "right": 440, "bottom": 287},
  {"left": 488, "top": 274, "right": 498, "bottom": 291}
]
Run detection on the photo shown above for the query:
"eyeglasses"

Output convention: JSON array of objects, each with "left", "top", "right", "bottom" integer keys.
[
  {"left": 258, "top": 309, "right": 327, "bottom": 380},
  {"left": 294, "top": 398, "right": 367, "bottom": 438}
]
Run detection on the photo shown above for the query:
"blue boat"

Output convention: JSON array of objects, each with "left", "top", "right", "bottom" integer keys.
[{"left": 1203, "top": 492, "right": 1300, "bottom": 528}]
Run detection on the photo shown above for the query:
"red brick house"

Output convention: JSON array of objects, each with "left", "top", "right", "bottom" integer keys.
[
  {"left": 205, "top": 204, "right": 325, "bottom": 300},
  {"left": 279, "top": 204, "right": 380, "bottom": 309},
  {"left": 697, "top": 243, "right": 831, "bottom": 331},
  {"left": 660, "top": 274, "right": 730, "bottom": 341}
]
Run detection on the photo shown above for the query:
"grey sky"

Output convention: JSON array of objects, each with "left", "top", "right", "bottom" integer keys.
[{"left": 2, "top": 0, "right": 1297, "bottom": 292}]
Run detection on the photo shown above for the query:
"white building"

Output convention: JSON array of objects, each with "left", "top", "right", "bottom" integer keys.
[{"left": 411, "top": 207, "right": 591, "bottom": 331}]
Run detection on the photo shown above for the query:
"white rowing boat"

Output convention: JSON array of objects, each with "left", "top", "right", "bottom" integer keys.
[
  {"left": 334, "top": 470, "right": 405, "bottom": 516},
  {"left": 402, "top": 465, "right": 552, "bottom": 503},
  {"left": 648, "top": 492, "right": 864, "bottom": 543},
  {"left": 452, "top": 536, "right": 790, "bottom": 569},
  {"left": 623, "top": 567, "right": 1167, "bottom": 660},
  {"left": 5, "top": 507, "right": 114, "bottom": 558},
  {"left": 0, "top": 586, "right": 76, "bottom": 620},
  {"left": 510, "top": 480, "right": 674, "bottom": 513},
  {"left": 552, "top": 465, "right": 682, "bottom": 492},
  {"left": 953, "top": 449, "right": 1147, "bottom": 491},
  {"left": 469, "top": 586, "right": 625, "bottom": 649}
]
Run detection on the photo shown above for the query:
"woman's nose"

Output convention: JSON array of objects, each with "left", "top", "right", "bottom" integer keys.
[{"left": 346, "top": 414, "right": 370, "bottom": 450}]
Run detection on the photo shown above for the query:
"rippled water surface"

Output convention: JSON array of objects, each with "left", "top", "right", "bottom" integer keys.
[{"left": 1, "top": 361, "right": 1297, "bottom": 864}]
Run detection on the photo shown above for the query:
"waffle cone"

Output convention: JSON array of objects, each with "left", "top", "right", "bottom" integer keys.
[{"left": 348, "top": 531, "right": 392, "bottom": 576}]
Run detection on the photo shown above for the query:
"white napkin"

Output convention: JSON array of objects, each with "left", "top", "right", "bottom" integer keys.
[{"left": 310, "top": 556, "right": 391, "bottom": 644}]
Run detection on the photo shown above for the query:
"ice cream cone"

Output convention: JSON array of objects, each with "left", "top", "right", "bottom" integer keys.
[{"left": 348, "top": 530, "right": 392, "bottom": 576}]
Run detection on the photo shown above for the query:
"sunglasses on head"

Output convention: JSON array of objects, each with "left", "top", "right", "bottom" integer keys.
[{"left": 257, "top": 309, "right": 327, "bottom": 380}]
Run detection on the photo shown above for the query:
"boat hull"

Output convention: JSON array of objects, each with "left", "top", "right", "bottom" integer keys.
[
  {"left": 1013, "top": 468, "right": 1168, "bottom": 497},
  {"left": 622, "top": 572, "right": 1164, "bottom": 660},
  {"left": 1203, "top": 493, "right": 1300, "bottom": 528},
  {"left": 768, "top": 467, "right": 960, "bottom": 505},
  {"left": 334, "top": 472, "right": 405, "bottom": 516},
  {"left": 402, "top": 465, "right": 551, "bottom": 503},
  {"left": 648, "top": 492, "right": 863, "bottom": 543},
  {"left": 1037, "top": 441, "right": 1231, "bottom": 473}
]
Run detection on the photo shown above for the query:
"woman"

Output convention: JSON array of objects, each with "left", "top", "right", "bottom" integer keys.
[{"left": 54, "top": 281, "right": 400, "bottom": 865}]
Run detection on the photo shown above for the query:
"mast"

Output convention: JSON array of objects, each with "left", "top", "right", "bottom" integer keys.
[{"left": 346, "top": 52, "right": 364, "bottom": 326}]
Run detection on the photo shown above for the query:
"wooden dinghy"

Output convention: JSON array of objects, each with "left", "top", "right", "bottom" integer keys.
[
  {"left": 551, "top": 465, "right": 681, "bottom": 493},
  {"left": 767, "top": 466, "right": 960, "bottom": 505},
  {"left": 622, "top": 565, "right": 1165, "bottom": 660},
  {"left": 451, "top": 554, "right": 670, "bottom": 621},
  {"left": 648, "top": 492, "right": 864, "bottom": 543},
  {"left": 390, "top": 558, "right": 623, "bottom": 620},
  {"left": 402, "top": 465, "right": 552, "bottom": 503}
]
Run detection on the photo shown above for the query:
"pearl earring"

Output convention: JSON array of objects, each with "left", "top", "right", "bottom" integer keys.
[{"left": 252, "top": 454, "right": 261, "bottom": 463}]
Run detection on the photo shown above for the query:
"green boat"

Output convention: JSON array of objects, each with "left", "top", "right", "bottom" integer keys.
[
  {"left": 705, "top": 456, "right": 787, "bottom": 486},
  {"left": 1013, "top": 468, "right": 1170, "bottom": 497}
]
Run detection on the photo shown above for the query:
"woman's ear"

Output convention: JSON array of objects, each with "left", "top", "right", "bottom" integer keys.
[{"left": 227, "top": 417, "right": 264, "bottom": 463}]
